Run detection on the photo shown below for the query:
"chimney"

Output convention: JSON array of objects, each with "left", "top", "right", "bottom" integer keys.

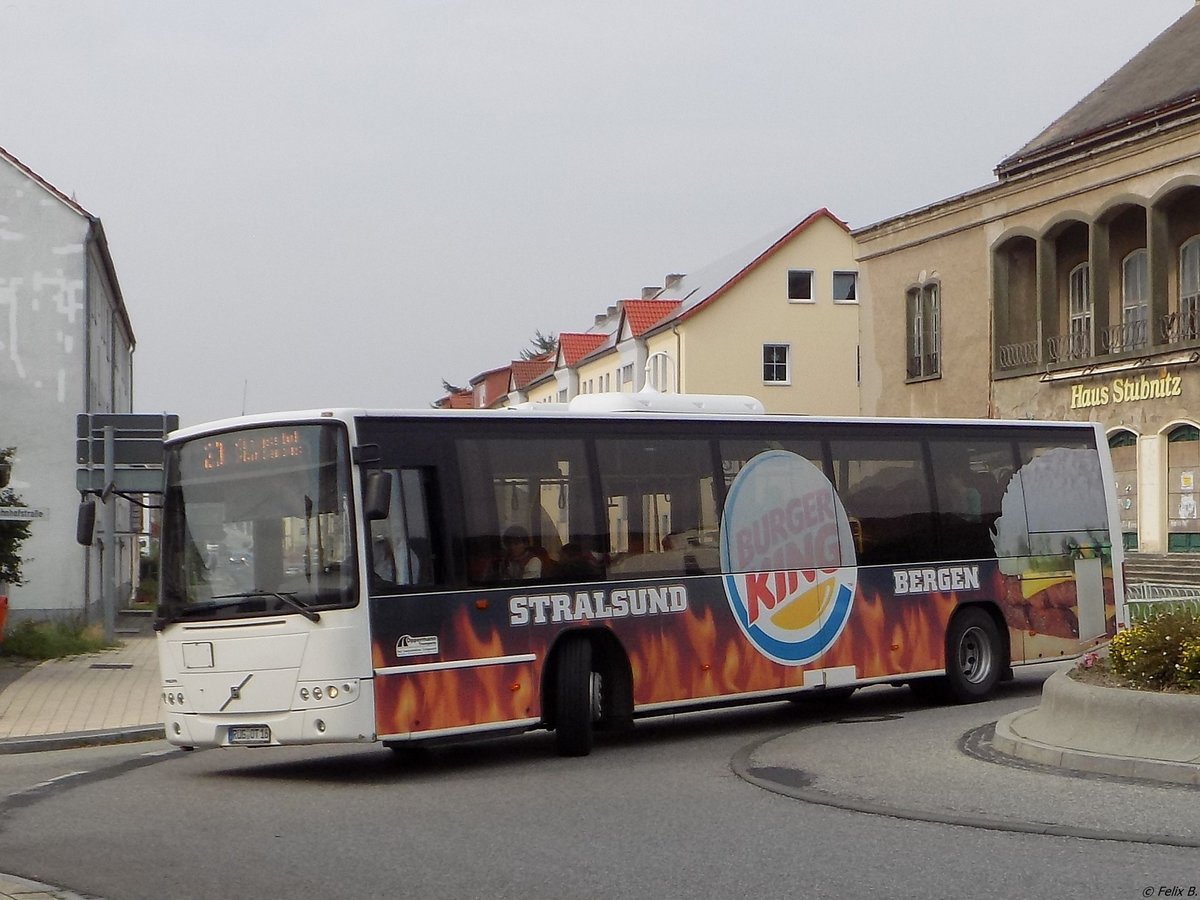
[
  {"left": 641, "top": 286, "right": 661, "bottom": 300},
  {"left": 664, "top": 274, "right": 685, "bottom": 290}
]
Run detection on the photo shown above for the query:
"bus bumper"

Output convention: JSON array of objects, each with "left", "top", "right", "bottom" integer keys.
[{"left": 162, "top": 692, "right": 377, "bottom": 749}]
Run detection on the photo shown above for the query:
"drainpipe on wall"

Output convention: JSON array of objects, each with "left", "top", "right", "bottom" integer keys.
[{"left": 673, "top": 325, "right": 682, "bottom": 393}]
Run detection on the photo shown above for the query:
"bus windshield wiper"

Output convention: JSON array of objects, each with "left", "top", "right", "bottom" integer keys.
[
  {"left": 210, "top": 590, "right": 322, "bottom": 623},
  {"left": 156, "top": 591, "right": 322, "bottom": 629}
]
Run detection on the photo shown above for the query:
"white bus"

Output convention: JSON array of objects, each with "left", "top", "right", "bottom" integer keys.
[{"left": 155, "top": 397, "right": 1124, "bottom": 756}]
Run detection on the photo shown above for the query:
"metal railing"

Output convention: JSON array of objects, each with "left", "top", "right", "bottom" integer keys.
[
  {"left": 1100, "top": 318, "right": 1149, "bottom": 354},
  {"left": 996, "top": 340, "right": 1039, "bottom": 369},
  {"left": 1160, "top": 307, "right": 1200, "bottom": 345},
  {"left": 1124, "top": 582, "right": 1200, "bottom": 623}
]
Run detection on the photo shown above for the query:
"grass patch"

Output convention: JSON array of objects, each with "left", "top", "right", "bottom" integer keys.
[{"left": 0, "top": 619, "right": 112, "bottom": 660}]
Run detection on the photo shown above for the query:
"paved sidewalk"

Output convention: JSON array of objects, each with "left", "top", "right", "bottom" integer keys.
[
  {"left": 0, "top": 631, "right": 163, "bottom": 753},
  {"left": 0, "top": 624, "right": 163, "bottom": 898},
  {"left": 0, "top": 871, "right": 97, "bottom": 900}
]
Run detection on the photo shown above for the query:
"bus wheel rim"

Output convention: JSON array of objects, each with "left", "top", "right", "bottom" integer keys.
[{"left": 957, "top": 625, "right": 992, "bottom": 683}]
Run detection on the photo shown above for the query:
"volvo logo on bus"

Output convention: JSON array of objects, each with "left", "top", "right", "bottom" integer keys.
[{"left": 719, "top": 450, "right": 858, "bottom": 665}]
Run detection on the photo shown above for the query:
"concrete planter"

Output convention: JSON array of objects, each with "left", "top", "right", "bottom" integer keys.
[{"left": 994, "top": 669, "right": 1200, "bottom": 785}]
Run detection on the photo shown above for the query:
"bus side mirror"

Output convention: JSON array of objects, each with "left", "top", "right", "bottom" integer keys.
[
  {"left": 363, "top": 470, "right": 392, "bottom": 521},
  {"left": 77, "top": 499, "right": 97, "bottom": 546}
]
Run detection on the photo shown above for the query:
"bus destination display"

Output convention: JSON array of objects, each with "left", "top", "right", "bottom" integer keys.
[{"left": 194, "top": 427, "right": 309, "bottom": 474}]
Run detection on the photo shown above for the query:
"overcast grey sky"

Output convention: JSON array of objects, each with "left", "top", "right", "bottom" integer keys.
[{"left": 0, "top": 0, "right": 1190, "bottom": 426}]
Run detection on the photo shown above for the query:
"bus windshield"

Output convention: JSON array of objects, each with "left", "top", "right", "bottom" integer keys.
[{"left": 157, "top": 422, "right": 358, "bottom": 623}]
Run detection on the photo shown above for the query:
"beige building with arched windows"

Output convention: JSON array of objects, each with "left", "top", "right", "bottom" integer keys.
[{"left": 856, "top": 5, "right": 1200, "bottom": 569}]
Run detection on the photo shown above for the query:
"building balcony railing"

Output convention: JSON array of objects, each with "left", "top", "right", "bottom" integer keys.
[
  {"left": 997, "top": 310, "right": 1197, "bottom": 373},
  {"left": 1161, "top": 308, "right": 1200, "bottom": 344}
]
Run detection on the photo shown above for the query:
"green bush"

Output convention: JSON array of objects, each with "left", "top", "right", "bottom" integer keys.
[
  {"left": 1177, "top": 637, "right": 1200, "bottom": 689},
  {"left": 1108, "top": 611, "right": 1200, "bottom": 690},
  {"left": 0, "top": 619, "right": 110, "bottom": 660},
  {"left": 0, "top": 446, "right": 32, "bottom": 585},
  {"left": 133, "top": 576, "right": 158, "bottom": 608}
]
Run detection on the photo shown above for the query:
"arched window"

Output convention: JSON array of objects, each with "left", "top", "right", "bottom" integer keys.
[
  {"left": 1121, "top": 249, "right": 1149, "bottom": 350},
  {"left": 1180, "top": 235, "right": 1200, "bottom": 340},
  {"left": 1168, "top": 424, "right": 1200, "bottom": 443},
  {"left": 1068, "top": 263, "right": 1092, "bottom": 358},
  {"left": 1108, "top": 430, "right": 1138, "bottom": 551},
  {"left": 906, "top": 281, "right": 940, "bottom": 379},
  {"left": 1167, "top": 424, "right": 1200, "bottom": 552}
]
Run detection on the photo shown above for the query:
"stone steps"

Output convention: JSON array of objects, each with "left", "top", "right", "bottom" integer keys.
[{"left": 1124, "top": 552, "right": 1200, "bottom": 588}]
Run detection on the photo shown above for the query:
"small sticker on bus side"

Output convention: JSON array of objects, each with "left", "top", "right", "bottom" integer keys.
[{"left": 395, "top": 634, "right": 440, "bottom": 658}]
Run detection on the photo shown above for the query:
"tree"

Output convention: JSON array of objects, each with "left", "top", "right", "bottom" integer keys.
[
  {"left": 440, "top": 378, "right": 467, "bottom": 395},
  {"left": 521, "top": 330, "right": 557, "bottom": 360},
  {"left": 0, "top": 447, "right": 32, "bottom": 586}
]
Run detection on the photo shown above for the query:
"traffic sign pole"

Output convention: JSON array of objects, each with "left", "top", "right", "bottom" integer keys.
[{"left": 103, "top": 426, "right": 117, "bottom": 643}]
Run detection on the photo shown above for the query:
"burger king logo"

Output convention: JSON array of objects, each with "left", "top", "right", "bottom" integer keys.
[{"left": 719, "top": 450, "right": 858, "bottom": 665}]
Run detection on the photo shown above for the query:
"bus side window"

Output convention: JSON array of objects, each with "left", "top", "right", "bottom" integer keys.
[
  {"left": 596, "top": 437, "right": 721, "bottom": 578},
  {"left": 829, "top": 437, "right": 936, "bottom": 566},
  {"left": 927, "top": 438, "right": 1013, "bottom": 562},
  {"left": 457, "top": 437, "right": 601, "bottom": 585},
  {"left": 368, "top": 467, "right": 438, "bottom": 592}
]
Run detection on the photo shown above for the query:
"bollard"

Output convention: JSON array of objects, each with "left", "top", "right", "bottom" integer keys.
[{"left": 0, "top": 594, "right": 7, "bottom": 642}]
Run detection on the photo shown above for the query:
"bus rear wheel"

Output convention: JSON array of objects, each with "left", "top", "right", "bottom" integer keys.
[
  {"left": 554, "top": 636, "right": 598, "bottom": 757},
  {"left": 945, "top": 607, "right": 1002, "bottom": 702}
]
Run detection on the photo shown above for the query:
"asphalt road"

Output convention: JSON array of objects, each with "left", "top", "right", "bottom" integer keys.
[{"left": 1, "top": 672, "right": 1197, "bottom": 900}]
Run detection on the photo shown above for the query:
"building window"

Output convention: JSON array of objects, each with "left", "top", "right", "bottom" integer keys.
[
  {"left": 763, "top": 344, "right": 790, "bottom": 384},
  {"left": 787, "top": 270, "right": 813, "bottom": 303},
  {"left": 906, "top": 282, "right": 940, "bottom": 379},
  {"left": 1180, "top": 237, "right": 1200, "bottom": 340},
  {"left": 1068, "top": 263, "right": 1092, "bottom": 359},
  {"left": 1167, "top": 424, "right": 1200, "bottom": 553},
  {"left": 1108, "top": 429, "right": 1138, "bottom": 552},
  {"left": 1121, "top": 249, "right": 1149, "bottom": 350},
  {"left": 832, "top": 271, "right": 857, "bottom": 303},
  {"left": 621, "top": 363, "right": 633, "bottom": 384},
  {"left": 646, "top": 351, "right": 676, "bottom": 392}
]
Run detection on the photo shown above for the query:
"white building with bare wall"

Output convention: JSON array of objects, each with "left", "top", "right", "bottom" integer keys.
[{"left": 0, "top": 145, "right": 136, "bottom": 622}]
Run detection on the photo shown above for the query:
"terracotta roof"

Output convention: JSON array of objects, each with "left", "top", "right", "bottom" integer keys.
[
  {"left": 469, "top": 364, "right": 512, "bottom": 408},
  {"left": 558, "top": 333, "right": 607, "bottom": 367},
  {"left": 621, "top": 299, "right": 681, "bottom": 337},
  {"left": 510, "top": 355, "right": 554, "bottom": 390},
  {"left": 997, "top": 6, "right": 1200, "bottom": 176},
  {"left": 434, "top": 389, "right": 473, "bottom": 409}
]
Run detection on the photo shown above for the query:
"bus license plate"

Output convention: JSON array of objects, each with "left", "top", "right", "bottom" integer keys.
[{"left": 228, "top": 725, "right": 271, "bottom": 745}]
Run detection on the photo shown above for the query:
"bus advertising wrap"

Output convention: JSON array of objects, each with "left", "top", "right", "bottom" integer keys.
[{"left": 368, "top": 444, "right": 1117, "bottom": 740}]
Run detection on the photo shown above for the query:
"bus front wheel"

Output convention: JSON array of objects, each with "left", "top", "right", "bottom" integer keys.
[
  {"left": 554, "top": 635, "right": 597, "bottom": 757},
  {"left": 945, "top": 607, "right": 1002, "bottom": 702}
]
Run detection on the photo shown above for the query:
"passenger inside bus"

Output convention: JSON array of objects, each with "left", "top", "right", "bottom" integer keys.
[{"left": 493, "top": 525, "right": 545, "bottom": 580}]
